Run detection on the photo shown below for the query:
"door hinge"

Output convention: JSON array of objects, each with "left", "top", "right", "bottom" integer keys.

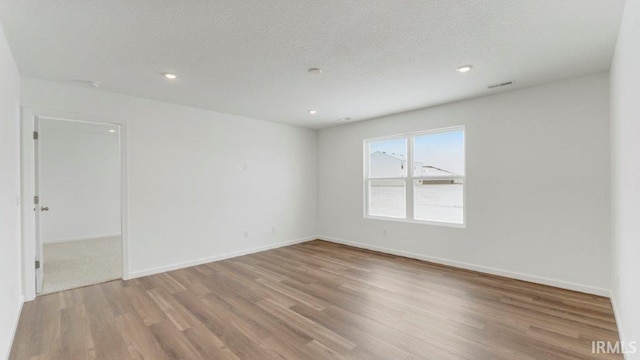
[
  {"left": 33, "top": 131, "right": 39, "bottom": 140},
  {"left": 35, "top": 260, "right": 40, "bottom": 269},
  {"left": 33, "top": 195, "right": 39, "bottom": 205}
]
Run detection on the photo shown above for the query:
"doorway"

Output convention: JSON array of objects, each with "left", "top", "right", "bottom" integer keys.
[{"left": 35, "top": 117, "right": 122, "bottom": 294}]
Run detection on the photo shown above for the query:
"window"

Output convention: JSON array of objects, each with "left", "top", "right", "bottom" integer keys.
[{"left": 365, "top": 126, "right": 465, "bottom": 226}]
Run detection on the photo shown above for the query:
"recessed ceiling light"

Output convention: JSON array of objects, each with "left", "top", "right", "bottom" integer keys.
[
  {"left": 308, "top": 68, "right": 322, "bottom": 75},
  {"left": 308, "top": 110, "right": 318, "bottom": 115},
  {"left": 338, "top": 117, "right": 353, "bottom": 121},
  {"left": 456, "top": 65, "right": 473, "bottom": 73},
  {"left": 108, "top": 129, "right": 116, "bottom": 133},
  {"left": 162, "top": 72, "right": 178, "bottom": 79}
]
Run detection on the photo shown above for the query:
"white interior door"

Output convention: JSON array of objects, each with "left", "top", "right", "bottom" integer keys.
[
  {"left": 34, "top": 116, "right": 44, "bottom": 294},
  {"left": 33, "top": 116, "right": 123, "bottom": 295}
]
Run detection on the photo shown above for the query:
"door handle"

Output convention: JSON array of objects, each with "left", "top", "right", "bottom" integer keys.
[{"left": 40, "top": 206, "right": 49, "bottom": 212}]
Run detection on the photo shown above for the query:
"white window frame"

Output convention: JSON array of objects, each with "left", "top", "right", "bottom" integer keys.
[{"left": 363, "top": 125, "right": 466, "bottom": 228}]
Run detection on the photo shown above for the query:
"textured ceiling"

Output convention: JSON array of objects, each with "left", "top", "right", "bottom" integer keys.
[{"left": 0, "top": 0, "right": 625, "bottom": 128}]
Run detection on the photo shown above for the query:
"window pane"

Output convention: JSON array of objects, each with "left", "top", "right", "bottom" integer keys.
[
  {"left": 369, "top": 180, "right": 406, "bottom": 218},
  {"left": 369, "top": 138, "right": 407, "bottom": 178},
  {"left": 414, "top": 180, "right": 463, "bottom": 223},
  {"left": 413, "top": 130, "right": 464, "bottom": 177}
]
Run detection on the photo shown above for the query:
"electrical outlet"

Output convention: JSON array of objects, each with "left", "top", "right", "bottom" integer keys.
[
  {"left": 243, "top": 230, "right": 249, "bottom": 238},
  {"left": 382, "top": 228, "right": 387, "bottom": 236}
]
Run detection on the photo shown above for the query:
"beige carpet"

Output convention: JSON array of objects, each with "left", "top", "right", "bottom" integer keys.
[{"left": 42, "top": 236, "right": 122, "bottom": 294}]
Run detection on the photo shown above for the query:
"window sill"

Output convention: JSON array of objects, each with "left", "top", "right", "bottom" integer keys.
[{"left": 363, "top": 215, "right": 466, "bottom": 229}]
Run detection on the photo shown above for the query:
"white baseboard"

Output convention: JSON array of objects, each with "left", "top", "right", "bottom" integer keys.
[
  {"left": 123, "top": 233, "right": 611, "bottom": 297},
  {"left": 4, "top": 294, "right": 24, "bottom": 360},
  {"left": 317, "top": 235, "right": 610, "bottom": 297},
  {"left": 44, "top": 233, "right": 122, "bottom": 244},
  {"left": 609, "top": 291, "right": 629, "bottom": 360},
  {"left": 128, "top": 236, "right": 317, "bottom": 279}
]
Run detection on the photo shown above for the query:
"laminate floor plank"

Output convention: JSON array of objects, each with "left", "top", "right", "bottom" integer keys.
[{"left": 9, "top": 240, "right": 623, "bottom": 359}]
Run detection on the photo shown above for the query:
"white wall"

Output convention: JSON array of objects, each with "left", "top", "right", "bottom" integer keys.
[
  {"left": 0, "top": 22, "right": 22, "bottom": 360},
  {"left": 610, "top": 0, "right": 640, "bottom": 357},
  {"left": 318, "top": 73, "right": 611, "bottom": 295},
  {"left": 39, "top": 119, "right": 121, "bottom": 243},
  {"left": 21, "top": 77, "right": 317, "bottom": 280}
]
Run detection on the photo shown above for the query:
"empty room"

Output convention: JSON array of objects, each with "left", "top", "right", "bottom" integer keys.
[{"left": 0, "top": 1, "right": 639, "bottom": 359}]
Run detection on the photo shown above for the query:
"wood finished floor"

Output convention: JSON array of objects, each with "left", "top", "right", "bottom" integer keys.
[{"left": 10, "top": 240, "right": 622, "bottom": 360}]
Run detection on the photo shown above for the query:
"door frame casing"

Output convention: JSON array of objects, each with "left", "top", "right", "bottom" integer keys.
[{"left": 21, "top": 107, "right": 130, "bottom": 301}]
